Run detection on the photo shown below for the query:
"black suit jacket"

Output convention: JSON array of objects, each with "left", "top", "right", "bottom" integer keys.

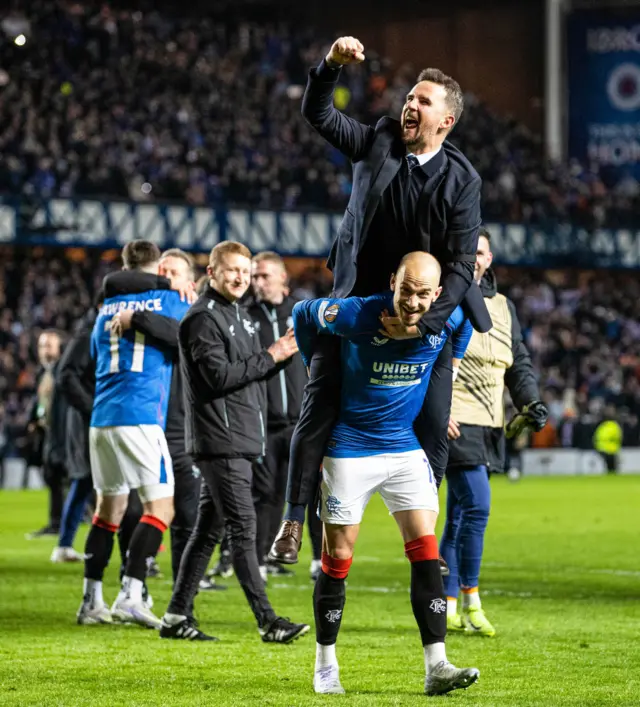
[{"left": 302, "top": 60, "right": 491, "bottom": 335}]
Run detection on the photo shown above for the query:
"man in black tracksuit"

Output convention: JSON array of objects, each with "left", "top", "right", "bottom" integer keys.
[
  {"left": 248, "top": 252, "right": 322, "bottom": 579},
  {"left": 159, "top": 241, "right": 309, "bottom": 644},
  {"left": 109, "top": 250, "right": 202, "bottom": 585}
]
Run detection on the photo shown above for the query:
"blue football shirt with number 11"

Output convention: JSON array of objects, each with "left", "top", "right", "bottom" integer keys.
[{"left": 90, "top": 290, "right": 189, "bottom": 429}]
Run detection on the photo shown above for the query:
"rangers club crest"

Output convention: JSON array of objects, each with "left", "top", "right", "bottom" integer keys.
[
  {"left": 325, "top": 609, "right": 343, "bottom": 623},
  {"left": 325, "top": 495, "right": 341, "bottom": 514},
  {"left": 430, "top": 598, "right": 446, "bottom": 614}
]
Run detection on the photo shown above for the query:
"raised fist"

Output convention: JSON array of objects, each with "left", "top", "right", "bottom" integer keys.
[{"left": 326, "top": 36, "right": 365, "bottom": 66}]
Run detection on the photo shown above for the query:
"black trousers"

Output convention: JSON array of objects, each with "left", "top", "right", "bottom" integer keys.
[
  {"left": 43, "top": 461, "right": 66, "bottom": 529},
  {"left": 118, "top": 489, "right": 142, "bottom": 572},
  {"left": 170, "top": 456, "right": 202, "bottom": 583},
  {"left": 168, "top": 457, "right": 275, "bottom": 627},
  {"left": 253, "top": 425, "right": 295, "bottom": 562},
  {"left": 599, "top": 452, "right": 619, "bottom": 474},
  {"left": 286, "top": 336, "right": 453, "bottom": 506},
  {"left": 307, "top": 497, "right": 322, "bottom": 561}
]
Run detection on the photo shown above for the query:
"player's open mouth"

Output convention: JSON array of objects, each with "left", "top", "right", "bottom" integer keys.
[
  {"left": 402, "top": 306, "right": 420, "bottom": 318},
  {"left": 404, "top": 116, "right": 419, "bottom": 130}
]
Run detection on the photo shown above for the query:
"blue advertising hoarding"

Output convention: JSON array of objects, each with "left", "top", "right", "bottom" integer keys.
[
  {"left": 567, "top": 10, "right": 640, "bottom": 179},
  {"left": 0, "top": 197, "right": 639, "bottom": 269}
]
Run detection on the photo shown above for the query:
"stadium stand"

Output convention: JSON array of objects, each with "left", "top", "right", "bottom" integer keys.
[{"left": 1, "top": 3, "right": 638, "bottom": 224}]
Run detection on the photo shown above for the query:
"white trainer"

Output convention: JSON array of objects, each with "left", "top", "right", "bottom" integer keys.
[
  {"left": 51, "top": 547, "right": 85, "bottom": 563},
  {"left": 77, "top": 602, "right": 113, "bottom": 625},
  {"left": 424, "top": 661, "right": 479, "bottom": 696},
  {"left": 313, "top": 665, "right": 345, "bottom": 694},
  {"left": 310, "top": 559, "right": 322, "bottom": 581},
  {"left": 111, "top": 597, "right": 162, "bottom": 629}
]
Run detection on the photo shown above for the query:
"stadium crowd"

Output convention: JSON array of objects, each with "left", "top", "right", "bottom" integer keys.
[
  {"left": 0, "top": 246, "right": 638, "bottom": 463},
  {"left": 0, "top": 3, "right": 639, "bottom": 226}
]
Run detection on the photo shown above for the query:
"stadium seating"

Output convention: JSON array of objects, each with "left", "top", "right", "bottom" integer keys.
[{"left": 0, "top": 4, "right": 638, "bottom": 224}]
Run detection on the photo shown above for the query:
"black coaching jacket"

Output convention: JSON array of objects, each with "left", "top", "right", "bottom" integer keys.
[
  {"left": 302, "top": 59, "right": 491, "bottom": 335},
  {"left": 180, "top": 286, "right": 276, "bottom": 460},
  {"left": 247, "top": 295, "right": 307, "bottom": 430}
]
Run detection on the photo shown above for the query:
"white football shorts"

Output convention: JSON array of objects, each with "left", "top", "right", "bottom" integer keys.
[
  {"left": 320, "top": 449, "right": 438, "bottom": 525},
  {"left": 89, "top": 425, "right": 174, "bottom": 503}
]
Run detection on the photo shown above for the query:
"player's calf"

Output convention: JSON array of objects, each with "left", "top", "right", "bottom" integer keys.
[
  {"left": 114, "top": 497, "right": 171, "bottom": 629},
  {"left": 404, "top": 534, "right": 479, "bottom": 695},
  {"left": 313, "top": 551, "right": 350, "bottom": 694},
  {"left": 78, "top": 514, "right": 120, "bottom": 624}
]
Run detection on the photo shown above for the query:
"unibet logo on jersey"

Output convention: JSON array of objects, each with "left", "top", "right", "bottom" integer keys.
[
  {"left": 370, "top": 361, "right": 430, "bottom": 387},
  {"left": 91, "top": 289, "right": 189, "bottom": 429}
]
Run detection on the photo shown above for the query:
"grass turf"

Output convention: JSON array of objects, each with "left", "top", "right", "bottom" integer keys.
[{"left": 1, "top": 475, "right": 639, "bottom": 706}]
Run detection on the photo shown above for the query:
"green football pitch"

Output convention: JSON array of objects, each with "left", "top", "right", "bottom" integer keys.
[{"left": 1, "top": 475, "right": 639, "bottom": 706}]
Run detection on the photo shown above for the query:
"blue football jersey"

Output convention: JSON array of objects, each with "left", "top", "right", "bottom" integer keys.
[
  {"left": 90, "top": 290, "right": 189, "bottom": 428},
  {"left": 293, "top": 291, "right": 473, "bottom": 457}
]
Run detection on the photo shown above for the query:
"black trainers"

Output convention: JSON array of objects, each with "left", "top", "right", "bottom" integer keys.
[
  {"left": 160, "top": 616, "right": 218, "bottom": 641},
  {"left": 146, "top": 559, "right": 161, "bottom": 578},
  {"left": 198, "top": 576, "right": 228, "bottom": 591},
  {"left": 210, "top": 555, "right": 233, "bottom": 579},
  {"left": 259, "top": 616, "right": 310, "bottom": 644},
  {"left": 26, "top": 525, "right": 59, "bottom": 539},
  {"left": 266, "top": 561, "right": 295, "bottom": 577}
]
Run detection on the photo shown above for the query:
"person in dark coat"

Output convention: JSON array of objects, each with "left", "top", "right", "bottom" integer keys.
[
  {"left": 26, "top": 329, "right": 66, "bottom": 538},
  {"left": 271, "top": 35, "right": 492, "bottom": 565},
  {"left": 51, "top": 309, "right": 98, "bottom": 562}
]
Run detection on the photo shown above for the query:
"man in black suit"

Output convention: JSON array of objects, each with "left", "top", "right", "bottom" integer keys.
[{"left": 270, "top": 36, "right": 491, "bottom": 565}]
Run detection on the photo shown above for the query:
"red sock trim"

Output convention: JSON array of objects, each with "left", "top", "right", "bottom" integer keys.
[
  {"left": 140, "top": 514, "right": 168, "bottom": 533},
  {"left": 92, "top": 515, "right": 119, "bottom": 533},
  {"left": 321, "top": 552, "right": 352, "bottom": 579},
  {"left": 404, "top": 535, "right": 439, "bottom": 563}
]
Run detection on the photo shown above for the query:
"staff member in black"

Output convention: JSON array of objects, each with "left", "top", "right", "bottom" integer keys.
[
  {"left": 160, "top": 241, "right": 309, "bottom": 643},
  {"left": 248, "top": 251, "right": 322, "bottom": 580},
  {"left": 51, "top": 308, "right": 98, "bottom": 562},
  {"left": 271, "top": 35, "right": 492, "bottom": 564}
]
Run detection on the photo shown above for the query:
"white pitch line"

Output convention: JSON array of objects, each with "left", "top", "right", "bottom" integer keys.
[
  {"left": 482, "top": 562, "right": 640, "bottom": 577},
  {"left": 269, "top": 583, "right": 535, "bottom": 598}
]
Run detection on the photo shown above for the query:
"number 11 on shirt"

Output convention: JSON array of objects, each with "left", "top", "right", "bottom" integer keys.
[{"left": 108, "top": 329, "right": 146, "bottom": 374}]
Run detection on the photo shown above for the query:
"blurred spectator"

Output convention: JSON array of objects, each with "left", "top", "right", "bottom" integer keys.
[
  {"left": 499, "top": 267, "right": 640, "bottom": 447},
  {"left": 592, "top": 405, "right": 623, "bottom": 474}
]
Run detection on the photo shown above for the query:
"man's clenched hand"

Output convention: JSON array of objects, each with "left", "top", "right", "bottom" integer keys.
[
  {"left": 110, "top": 310, "right": 134, "bottom": 338},
  {"left": 326, "top": 36, "right": 365, "bottom": 66}
]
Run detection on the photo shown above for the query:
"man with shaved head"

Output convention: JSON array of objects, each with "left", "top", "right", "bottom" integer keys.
[{"left": 292, "top": 253, "right": 479, "bottom": 697}]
